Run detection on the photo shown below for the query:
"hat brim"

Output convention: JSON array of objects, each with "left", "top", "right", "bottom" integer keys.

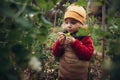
[{"left": 64, "top": 11, "right": 86, "bottom": 24}]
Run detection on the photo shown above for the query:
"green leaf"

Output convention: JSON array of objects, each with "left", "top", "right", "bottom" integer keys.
[
  {"left": 76, "top": 28, "right": 90, "bottom": 36},
  {"left": 7, "top": 29, "right": 22, "bottom": 44},
  {"left": 0, "top": 58, "right": 11, "bottom": 73},
  {"left": 41, "top": 15, "right": 52, "bottom": 25},
  {"left": 75, "top": 0, "right": 87, "bottom": 7},
  {"left": 14, "top": 17, "right": 32, "bottom": 28}
]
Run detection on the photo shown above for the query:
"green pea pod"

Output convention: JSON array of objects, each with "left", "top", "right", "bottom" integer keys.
[{"left": 64, "top": 33, "right": 71, "bottom": 37}]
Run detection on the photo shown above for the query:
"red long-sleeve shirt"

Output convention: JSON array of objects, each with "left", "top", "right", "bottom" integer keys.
[{"left": 52, "top": 36, "right": 94, "bottom": 61}]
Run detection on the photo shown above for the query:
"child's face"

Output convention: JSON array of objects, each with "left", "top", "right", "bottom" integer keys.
[{"left": 63, "top": 18, "right": 83, "bottom": 34}]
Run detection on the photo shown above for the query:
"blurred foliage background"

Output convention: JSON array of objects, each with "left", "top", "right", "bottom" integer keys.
[{"left": 0, "top": 0, "right": 120, "bottom": 80}]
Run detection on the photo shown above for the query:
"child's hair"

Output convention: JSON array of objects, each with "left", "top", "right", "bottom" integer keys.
[{"left": 64, "top": 4, "right": 86, "bottom": 25}]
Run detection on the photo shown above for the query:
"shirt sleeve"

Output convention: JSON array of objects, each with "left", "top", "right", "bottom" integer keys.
[
  {"left": 52, "top": 40, "right": 64, "bottom": 57},
  {"left": 71, "top": 36, "right": 94, "bottom": 61}
]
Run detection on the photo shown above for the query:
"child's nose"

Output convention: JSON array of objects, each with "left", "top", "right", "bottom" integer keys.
[{"left": 67, "top": 23, "right": 72, "bottom": 28}]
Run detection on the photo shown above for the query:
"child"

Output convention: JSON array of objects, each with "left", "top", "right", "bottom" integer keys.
[{"left": 52, "top": 4, "right": 94, "bottom": 80}]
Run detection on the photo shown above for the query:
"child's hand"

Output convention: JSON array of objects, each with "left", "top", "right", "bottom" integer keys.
[
  {"left": 65, "top": 36, "right": 75, "bottom": 44},
  {"left": 57, "top": 32, "right": 66, "bottom": 45}
]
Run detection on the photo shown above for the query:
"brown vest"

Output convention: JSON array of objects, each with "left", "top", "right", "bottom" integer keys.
[{"left": 58, "top": 44, "right": 89, "bottom": 80}]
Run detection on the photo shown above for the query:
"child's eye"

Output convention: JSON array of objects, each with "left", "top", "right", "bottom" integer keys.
[
  {"left": 71, "top": 21, "right": 77, "bottom": 24},
  {"left": 64, "top": 19, "right": 79, "bottom": 24},
  {"left": 65, "top": 21, "right": 68, "bottom": 24},
  {"left": 65, "top": 21, "right": 77, "bottom": 24}
]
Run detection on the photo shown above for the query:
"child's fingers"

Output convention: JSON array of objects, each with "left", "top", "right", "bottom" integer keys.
[
  {"left": 57, "top": 32, "right": 64, "bottom": 36},
  {"left": 58, "top": 35, "right": 66, "bottom": 41},
  {"left": 57, "top": 36, "right": 65, "bottom": 45},
  {"left": 57, "top": 32, "right": 66, "bottom": 40},
  {"left": 65, "top": 37, "right": 75, "bottom": 43},
  {"left": 66, "top": 37, "right": 72, "bottom": 43}
]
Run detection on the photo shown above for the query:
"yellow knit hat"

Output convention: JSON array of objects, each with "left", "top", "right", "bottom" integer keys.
[{"left": 64, "top": 4, "right": 86, "bottom": 24}]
